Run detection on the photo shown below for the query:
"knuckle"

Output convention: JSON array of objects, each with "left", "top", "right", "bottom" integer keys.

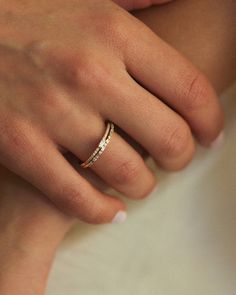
[
  {"left": 26, "top": 84, "right": 71, "bottom": 124},
  {"left": 94, "top": 9, "right": 129, "bottom": 46},
  {"left": 9, "top": 128, "right": 28, "bottom": 154},
  {"left": 56, "top": 185, "right": 87, "bottom": 217},
  {"left": 0, "top": 118, "right": 29, "bottom": 156},
  {"left": 106, "top": 11, "right": 128, "bottom": 39},
  {"left": 76, "top": 55, "right": 111, "bottom": 89},
  {"left": 36, "top": 85, "right": 58, "bottom": 109},
  {"left": 161, "top": 122, "right": 191, "bottom": 158},
  {"left": 56, "top": 185, "right": 105, "bottom": 224},
  {"left": 113, "top": 159, "right": 141, "bottom": 185},
  {"left": 181, "top": 73, "right": 210, "bottom": 111}
]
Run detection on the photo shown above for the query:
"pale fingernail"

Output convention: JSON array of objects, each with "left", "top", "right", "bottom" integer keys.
[
  {"left": 210, "top": 131, "right": 225, "bottom": 149},
  {"left": 112, "top": 211, "right": 127, "bottom": 224}
]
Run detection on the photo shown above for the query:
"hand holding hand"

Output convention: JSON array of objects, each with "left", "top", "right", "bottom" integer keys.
[{"left": 0, "top": 0, "right": 223, "bottom": 224}]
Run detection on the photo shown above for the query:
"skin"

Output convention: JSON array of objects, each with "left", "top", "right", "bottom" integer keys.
[
  {"left": 0, "top": 1, "right": 235, "bottom": 294},
  {"left": 0, "top": 165, "right": 74, "bottom": 295},
  {"left": 114, "top": 0, "right": 174, "bottom": 10},
  {"left": 0, "top": 0, "right": 223, "bottom": 224},
  {"left": 133, "top": 0, "right": 236, "bottom": 93}
]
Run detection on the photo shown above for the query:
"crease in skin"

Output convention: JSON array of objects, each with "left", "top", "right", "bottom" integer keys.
[{"left": 113, "top": 0, "right": 173, "bottom": 10}]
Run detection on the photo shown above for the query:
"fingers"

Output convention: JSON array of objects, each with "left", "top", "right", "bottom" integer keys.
[
  {"left": 123, "top": 20, "right": 224, "bottom": 146},
  {"left": 102, "top": 73, "right": 195, "bottom": 171},
  {"left": 56, "top": 113, "right": 157, "bottom": 200},
  {"left": 0, "top": 116, "right": 126, "bottom": 224},
  {"left": 113, "top": 0, "right": 174, "bottom": 11}
]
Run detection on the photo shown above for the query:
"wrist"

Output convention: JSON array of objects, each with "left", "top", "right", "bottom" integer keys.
[
  {"left": 0, "top": 240, "right": 54, "bottom": 295},
  {"left": 0, "top": 166, "right": 75, "bottom": 294}
]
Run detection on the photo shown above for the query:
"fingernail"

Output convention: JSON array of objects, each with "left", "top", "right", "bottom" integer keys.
[
  {"left": 210, "top": 131, "right": 225, "bottom": 149},
  {"left": 112, "top": 211, "right": 127, "bottom": 224}
]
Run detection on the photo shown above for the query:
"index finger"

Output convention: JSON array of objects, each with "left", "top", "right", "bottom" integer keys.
[{"left": 124, "top": 17, "right": 224, "bottom": 146}]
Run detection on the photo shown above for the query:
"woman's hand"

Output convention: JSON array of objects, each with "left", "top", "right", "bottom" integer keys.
[
  {"left": 0, "top": 165, "right": 74, "bottom": 295},
  {"left": 0, "top": 0, "right": 223, "bottom": 224}
]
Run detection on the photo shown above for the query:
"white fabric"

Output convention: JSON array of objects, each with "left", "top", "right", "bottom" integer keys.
[{"left": 47, "top": 83, "right": 236, "bottom": 295}]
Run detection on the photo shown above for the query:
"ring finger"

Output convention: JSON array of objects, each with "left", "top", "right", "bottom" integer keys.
[
  {"left": 57, "top": 109, "right": 155, "bottom": 199},
  {"left": 56, "top": 111, "right": 157, "bottom": 200}
]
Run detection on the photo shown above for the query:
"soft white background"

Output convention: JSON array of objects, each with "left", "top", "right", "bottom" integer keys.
[{"left": 47, "top": 84, "right": 236, "bottom": 295}]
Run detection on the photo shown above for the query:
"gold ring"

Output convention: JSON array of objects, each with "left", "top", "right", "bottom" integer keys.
[{"left": 80, "top": 122, "right": 115, "bottom": 168}]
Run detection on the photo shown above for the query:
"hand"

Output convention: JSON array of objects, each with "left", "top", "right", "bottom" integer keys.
[
  {"left": 0, "top": 165, "right": 74, "bottom": 295},
  {"left": 0, "top": 0, "right": 223, "bottom": 224}
]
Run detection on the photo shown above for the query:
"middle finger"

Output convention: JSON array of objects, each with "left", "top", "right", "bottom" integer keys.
[{"left": 101, "top": 72, "right": 195, "bottom": 171}]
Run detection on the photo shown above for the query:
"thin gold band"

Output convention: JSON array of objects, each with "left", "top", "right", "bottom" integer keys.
[{"left": 80, "top": 122, "right": 115, "bottom": 168}]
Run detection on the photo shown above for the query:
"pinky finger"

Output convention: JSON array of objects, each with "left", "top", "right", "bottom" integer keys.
[{"left": 0, "top": 119, "right": 126, "bottom": 225}]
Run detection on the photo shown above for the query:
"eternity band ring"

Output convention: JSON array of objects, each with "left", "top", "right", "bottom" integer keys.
[{"left": 80, "top": 122, "right": 115, "bottom": 169}]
